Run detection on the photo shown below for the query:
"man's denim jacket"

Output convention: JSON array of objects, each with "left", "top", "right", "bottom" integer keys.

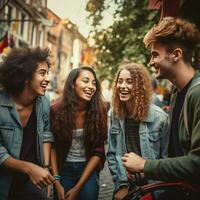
[
  {"left": 107, "top": 104, "right": 169, "bottom": 192},
  {"left": 0, "top": 90, "right": 54, "bottom": 199}
]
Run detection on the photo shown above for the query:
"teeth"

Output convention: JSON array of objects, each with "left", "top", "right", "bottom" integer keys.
[
  {"left": 120, "top": 91, "right": 129, "bottom": 94},
  {"left": 84, "top": 91, "right": 93, "bottom": 95}
]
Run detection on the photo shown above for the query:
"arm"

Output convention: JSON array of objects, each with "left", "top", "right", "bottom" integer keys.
[
  {"left": 107, "top": 115, "right": 119, "bottom": 185},
  {"left": 0, "top": 134, "right": 10, "bottom": 165},
  {"left": 43, "top": 143, "right": 54, "bottom": 198},
  {"left": 43, "top": 142, "right": 51, "bottom": 167},
  {"left": 0, "top": 127, "right": 54, "bottom": 189},
  {"left": 49, "top": 103, "right": 65, "bottom": 200},
  {"left": 65, "top": 156, "right": 101, "bottom": 199},
  {"left": 160, "top": 113, "right": 169, "bottom": 159},
  {"left": 43, "top": 96, "right": 54, "bottom": 143},
  {"left": 50, "top": 147, "right": 65, "bottom": 200},
  {"left": 107, "top": 114, "right": 128, "bottom": 194},
  {"left": 123, "top": 87, "right": 200, "bottom": 185},
  {"left": 2, "top": 156, "right": 54, "bottom": 189},
  {"left": 75, "top": 156, "right": 101, "bottom": 190},
  {"left": 144, "top": 87, "right": 200, "bottom": 184}
]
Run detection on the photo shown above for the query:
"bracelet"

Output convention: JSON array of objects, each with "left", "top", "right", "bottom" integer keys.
[
  {"left": 53, "top": 175, "right": 61, "bottom": 181},
  {"left": 43, "top": 165, "right": 51, "bottom": 170}
]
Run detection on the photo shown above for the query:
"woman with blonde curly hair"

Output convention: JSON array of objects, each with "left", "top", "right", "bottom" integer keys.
[{"left": 107, "top": 62, "right": 169, "bottom": 200}]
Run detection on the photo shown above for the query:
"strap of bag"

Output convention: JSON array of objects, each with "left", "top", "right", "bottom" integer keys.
[{"left": 183, "top": 76, "right": 200, "bottom": 134}]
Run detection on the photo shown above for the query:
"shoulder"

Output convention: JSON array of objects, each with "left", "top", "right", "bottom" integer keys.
[
  {"left": 0, "top": 89, "right": 7, "bottom": 97},
  {"left": 39, "top": 93, "right": 50, "bottom": 103},
  {"left": 0, "top": 89, "right": 11, "bottom": 104},
  {"left": 150, "top": 104, "right": 167, "bottom": 118},
  {"left": 108, "top": 108, "right": 120, "bottom": 121},
  {"left": 50, "top": 99, "right": 62, "bottom": 113},
  {"left": 185, "top": 86, "right": 200, "bottom": 118},
  {"left": 108, "top": 108, "right": 122, "bottom": 127},
  {"left": 40, "top": 94, "right": 50, "bottom": 108},
  {"left": 188, "top": 84, "right": 200, "bottom": 99},
  {"left": 186, "top": 79, "right": 200, "bottom": 108}
]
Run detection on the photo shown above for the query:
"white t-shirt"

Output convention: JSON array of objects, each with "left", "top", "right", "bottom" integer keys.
[{"left": 66, "top": 129, "right": 86, "bottom": 162}]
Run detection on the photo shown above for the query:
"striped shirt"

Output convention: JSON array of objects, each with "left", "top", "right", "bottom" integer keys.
[{"left": 125, "top": 117, "right": 141, "bottom": 156}]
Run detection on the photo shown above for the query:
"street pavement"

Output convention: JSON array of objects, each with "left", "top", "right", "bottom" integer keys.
[{"left": 98, "top": 146, "right": 114, "bottom": 200}]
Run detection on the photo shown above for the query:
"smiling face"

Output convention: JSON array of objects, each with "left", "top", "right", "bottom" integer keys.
[
  {"left": 149, "top": 42, "right": 174, "bottom": 80},
  {"left": 28, "top": 61, "right": 50, "bottom": 97},
  {"left": 116, "top": 69, "right": 133, "bottom": 102},
  {"left": 74, "top": 70, "right": 96, "bottom": 102}
]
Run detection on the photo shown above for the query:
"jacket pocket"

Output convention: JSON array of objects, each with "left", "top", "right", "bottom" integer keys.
[
  {"left": 148, "top": 129, "right": 161, "bottom": 159},
  {"left": 148, "top": 129, "right": 161, "bottom": 142},
  {"left": 111, "top": 127, "right": 120, "bottom": 135},
  {"left": 0, "top": 123, "right": 15, "bottom": 146}
]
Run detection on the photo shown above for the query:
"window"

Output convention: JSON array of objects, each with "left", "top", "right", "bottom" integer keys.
[
  {"left": 6, "top": 5, "right": 12, "bottom": 26},
  {"left": 31, "top": 24, "right": 36, "bottom": 46},
  {"left": 20, "top": 13, "right": 25, "bottom": 36},
  {"left": 19, "top": 12, "right": 28, "bottom": 41}
]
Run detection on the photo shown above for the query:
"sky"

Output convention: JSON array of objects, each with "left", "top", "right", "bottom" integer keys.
[{"left": 47, "top": 0, "right": 115, "bottom": 38}]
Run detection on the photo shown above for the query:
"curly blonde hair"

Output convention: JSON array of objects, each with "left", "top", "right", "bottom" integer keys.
[{"left": 112, "top": 62, "right": 152, "bottom": 121}]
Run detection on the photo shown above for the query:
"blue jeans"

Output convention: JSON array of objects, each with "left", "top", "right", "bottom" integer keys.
[{"left": 60, "top": 162, "right": 99, "bottom": 200}]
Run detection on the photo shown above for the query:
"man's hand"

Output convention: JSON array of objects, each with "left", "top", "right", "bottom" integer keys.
[
  {"left": 122, "top": 152, "right": 146, "bottom": 173},
  {"left": 114, "top": 187, "right": 129, "bottom": 200},
  {"left": 25, "top": 162, "right": 55, "bottom": 189}
]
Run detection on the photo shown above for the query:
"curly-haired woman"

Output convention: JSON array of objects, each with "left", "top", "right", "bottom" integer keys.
[
  {"left": 50, "top": 66, "right": 107, "bottom": 200},
  {"left": 107, "top": 62, "right": 169, "bottom": 200}
]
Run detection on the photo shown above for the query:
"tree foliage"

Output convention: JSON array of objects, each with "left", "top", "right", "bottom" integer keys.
[{"left": 86, "top": 0, "right": 159, "bottom": 81}]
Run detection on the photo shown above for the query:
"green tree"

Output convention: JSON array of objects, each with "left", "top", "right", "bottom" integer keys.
[{"left": 86, "top": 0, "right": 159, "bottom": 81}]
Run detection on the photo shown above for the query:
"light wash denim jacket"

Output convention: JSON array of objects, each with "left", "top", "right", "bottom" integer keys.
[
  {"left": 0, "top": 90, "right": 54, "bottom": 199},
  {"left": 107, "top": 104, "right": 169, "bottom": 192}
]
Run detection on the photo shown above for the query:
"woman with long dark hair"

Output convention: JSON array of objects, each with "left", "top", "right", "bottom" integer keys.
[{"left": 50, "top": 66, "right": 107, "bottom": 200}]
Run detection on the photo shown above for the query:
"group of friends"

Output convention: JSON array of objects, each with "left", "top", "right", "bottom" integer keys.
[{"left": 0, "top": 17, "right": 200, "bottom": 200}]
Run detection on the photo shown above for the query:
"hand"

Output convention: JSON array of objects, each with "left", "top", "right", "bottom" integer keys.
[
  {"left": 114, "top": 187, "right": 128, "bottom": 200},
  {"left": 127, "top": 172, "right": 135, "bottom": 182},
  {"left": 55, "top": 181, "right": 65, "bottom": 200},
  {"left": 65, "top": 186, "right": 80, "bottom": 200},
  {"left": 47, "top": 185, "right": 52, "bottom": 199},
  {"left": 122, "top": 152, "right": 146, "bottom": 173},
  {"left": 25, "top": 162, "right": 55, "bottom": 189}
]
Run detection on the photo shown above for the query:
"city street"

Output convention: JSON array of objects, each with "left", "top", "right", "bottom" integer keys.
[{"left": 98, "top": 158, "right": 114, "bottom": 200}]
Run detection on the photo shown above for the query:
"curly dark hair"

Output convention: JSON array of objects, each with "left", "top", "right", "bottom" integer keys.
[
  {"left": 112, "top": 62, "right": 152, "bottom": 121},
  {"left": 0, "top": 47, "right": 51, "bottom": 95},
  {"left": 52, "top": 66, "right": 107, "bottom": 156}
]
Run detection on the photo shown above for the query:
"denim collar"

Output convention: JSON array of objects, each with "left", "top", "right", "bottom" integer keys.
[
  {"left": 143, "top": 105, "right": 155, "bottom": 123},
  {"left": 118, "top": 104, "right": 155, "bottom": 128},
  {"left": 0, "top": 89, "right": 42, "bottom": 108}
]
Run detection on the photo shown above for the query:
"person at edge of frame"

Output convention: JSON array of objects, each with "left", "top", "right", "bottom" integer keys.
[
  {"left": 122, "top": 17, "right": 200, "bottom": 200},
  {"left": 0, "top": 47, "right": 55, "bottom": 200}
]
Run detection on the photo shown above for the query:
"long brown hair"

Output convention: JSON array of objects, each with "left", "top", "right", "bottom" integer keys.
[
  {"left": 112, "top": 62, "right": 152, "bottom": 121},
  {"left": 52, "top": 66, "right": 107, "bottom": 156}
]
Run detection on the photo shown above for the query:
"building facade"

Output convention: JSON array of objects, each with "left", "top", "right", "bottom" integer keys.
[
  {"left": 0, "top": 0, "right": 92, "bottom": 101},
  {"left": 0, "top": 0, "right": 48, "bottom": 50}
]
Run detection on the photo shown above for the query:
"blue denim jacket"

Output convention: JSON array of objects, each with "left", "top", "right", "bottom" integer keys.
[
  {"left": 0, "top": 90, "right": 54, "bottom": 199},
  {"left": 107, "top": 104, "right": 169, "bottom": 191}
]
